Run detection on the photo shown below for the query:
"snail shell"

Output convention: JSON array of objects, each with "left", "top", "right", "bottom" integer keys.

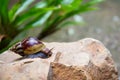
[
  {"left": 10, "top": 37, "right": 46, "bottom": 56},
  {"left": 21, "top": 37, "right": 45, "bottom": 55}
]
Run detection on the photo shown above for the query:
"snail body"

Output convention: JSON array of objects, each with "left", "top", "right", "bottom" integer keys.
[{"left": 10, "top": 37, "right": 52, "bottom": 58}]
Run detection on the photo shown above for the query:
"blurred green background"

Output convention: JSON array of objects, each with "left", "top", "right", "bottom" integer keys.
[{"left": 0, "top": 0, "right": 120, "bottom": 78}]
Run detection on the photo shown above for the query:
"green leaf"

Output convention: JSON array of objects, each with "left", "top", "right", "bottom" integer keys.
[
  {"left": 0, "top": 0, "right": 9, "bottom": 25},
  {"left": 9, "top": 2, "right": 22, "bottom": 22},
  {"left": 15, "top": 0, "right": 34, "bottom": 16},
  {"left": 60, "top": 0, "right": 82, "bottom": 12},
  {"left": 9, "top": 0, "right": 35, "bottom": 22},
  {"left": 14, "top": 6, "right": 58, "bottom": 26},
  {"left": 10, "top": 1, "right": 47, "bottom": 26},
  {"left": 32, "top": 11, "right": 52, "bottom": 27},
  {"left": 34, "top": 1, "right": 47, "bottom": 8},
  {"left": 20, "top": 11, "right": 52, "bottom": 31}
]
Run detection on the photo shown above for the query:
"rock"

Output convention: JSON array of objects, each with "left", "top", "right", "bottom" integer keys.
[
  {"left": 0, "top": 38, "right": 118, "bottom": 80},
  {"left": 48, "top": 62, "right": 87, "bottom": 80},
  {"left": 0, "top": 59, "right": 50, "bottom": 80}
]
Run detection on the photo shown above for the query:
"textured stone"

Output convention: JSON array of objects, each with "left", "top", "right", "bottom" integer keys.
[
  {"left": 0, "top": 38, "right": 118, "bottom": 80},
  {"left": 48, "top": 62, "right": 87, "bottom": 80}
]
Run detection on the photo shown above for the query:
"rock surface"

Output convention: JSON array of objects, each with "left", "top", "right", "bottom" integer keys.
[{"left": 0, "top": 38, "right": 118, "bottom": 80}]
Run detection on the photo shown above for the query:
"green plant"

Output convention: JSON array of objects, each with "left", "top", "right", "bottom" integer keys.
[{"left": 0, "top": 0, "right": 103, "bottom": 53}]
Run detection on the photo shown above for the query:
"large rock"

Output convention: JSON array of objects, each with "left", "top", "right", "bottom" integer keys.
[{"left": 0, "top": 38, "right": 118, "bottom": 80}]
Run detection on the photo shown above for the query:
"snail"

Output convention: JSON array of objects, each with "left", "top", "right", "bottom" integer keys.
[{"left": 10, "top": 37, "right": 53, "bottom": 58}]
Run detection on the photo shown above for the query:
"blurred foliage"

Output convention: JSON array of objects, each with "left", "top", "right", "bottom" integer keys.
[{"left": 0, "top": 0, "right": 103, "bottom": 53}]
